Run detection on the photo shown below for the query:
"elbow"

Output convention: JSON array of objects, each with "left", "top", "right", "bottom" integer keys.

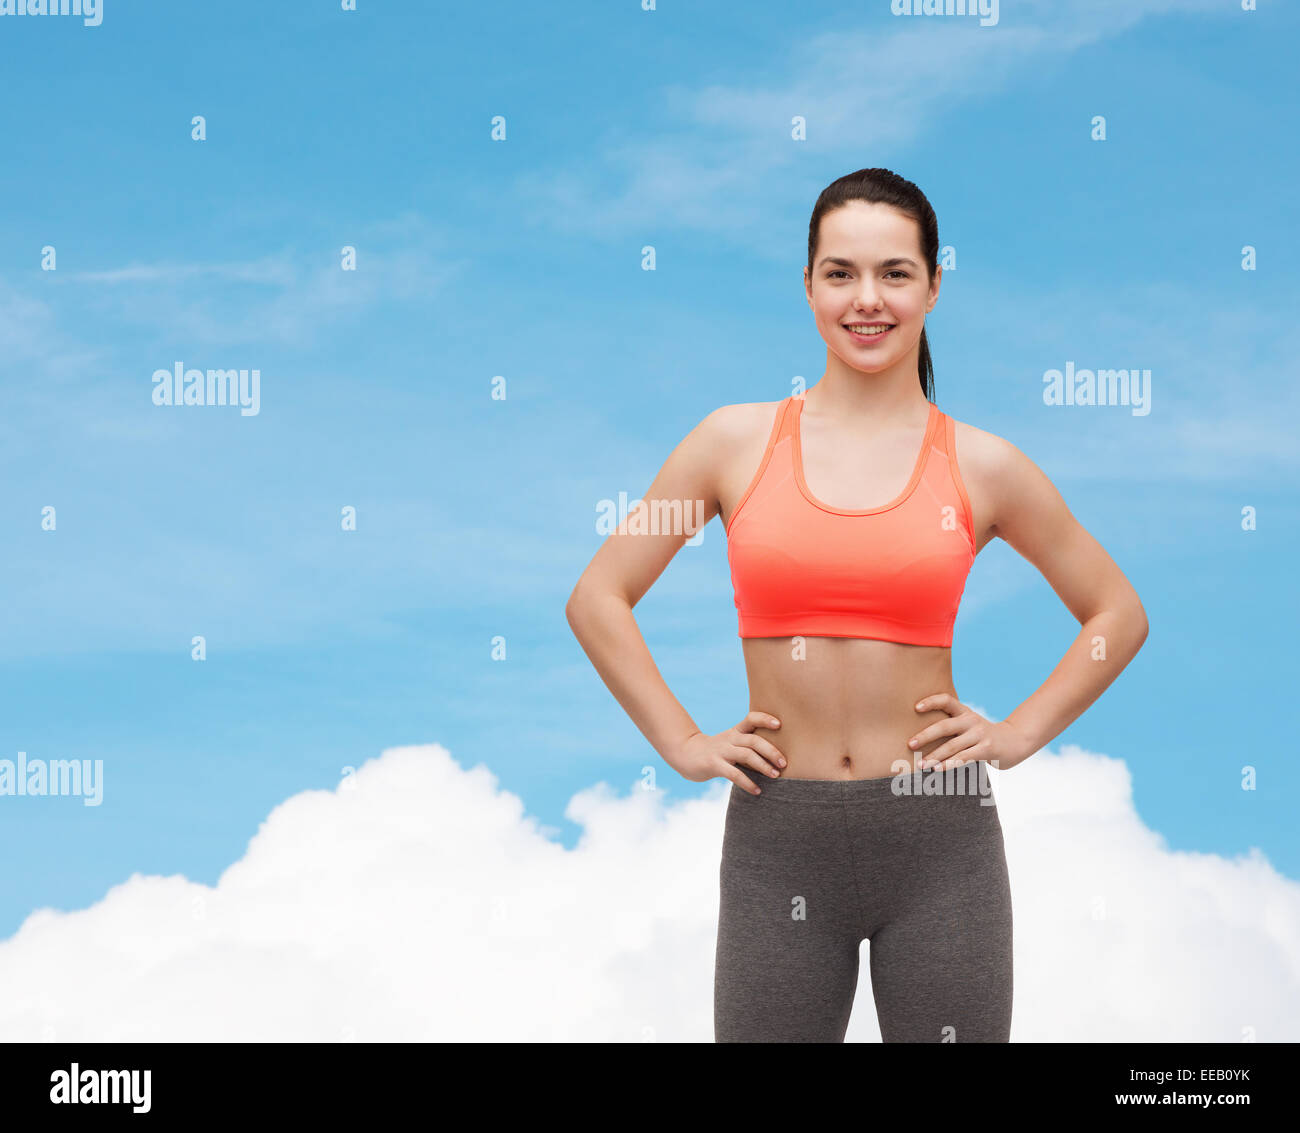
[
  {"left": 566, "top": 582, "right": 629, "bottom": 638},
  {"left": 565, "top": 588, "right": 586, "bottom": 635},
  {"left": 1131, "top": 599, "right": 1150, "bottom": 649},
  {"left": 1086, "top": 597, "right": 1148, "bottom": 651},
  {"left": 566, "top": 581, "right": 601, "bottom": 636}
]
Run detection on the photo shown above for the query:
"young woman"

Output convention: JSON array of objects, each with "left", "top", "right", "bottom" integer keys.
[{"left": 565, "top": 168, "right": 1149, "bottom": 1043}]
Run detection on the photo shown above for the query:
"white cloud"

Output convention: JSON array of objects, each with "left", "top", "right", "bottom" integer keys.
[{"left": 0, "top": 734, "right": 1294, "bottom": 1041}]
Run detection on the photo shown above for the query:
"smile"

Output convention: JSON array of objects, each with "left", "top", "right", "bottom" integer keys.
[{"left": 843, "top": 323, "right": 896, "bottom": 341}]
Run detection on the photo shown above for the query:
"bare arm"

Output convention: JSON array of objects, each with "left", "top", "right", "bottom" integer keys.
[
  {"left": 565, "top": 409, "right": 723, "bottom": 771},
  {"left": 983, "top": 434, "right": 1150, "bottom": 756},
  {"left": 565, "top": 406, "right": 786, "bottom": 788}
]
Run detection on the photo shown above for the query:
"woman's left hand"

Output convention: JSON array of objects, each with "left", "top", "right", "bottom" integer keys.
[{"left": 907, "top": 693, "right": 1035, "bottom": 772}]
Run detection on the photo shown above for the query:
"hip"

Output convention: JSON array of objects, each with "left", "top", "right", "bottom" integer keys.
[
  {"left": 719, "top": 762, "right": 1010, "bottom": 937},
  {"left": 723, "top": 762, "right": 1006, "bottom": 876}
]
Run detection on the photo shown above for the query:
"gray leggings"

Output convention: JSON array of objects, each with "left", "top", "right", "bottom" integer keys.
[{"left": 715, "top": 762, "right": 1013, "bottom": 1042}]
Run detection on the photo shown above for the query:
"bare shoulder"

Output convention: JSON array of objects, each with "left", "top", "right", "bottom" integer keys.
[
  {"left": 697, "top": 398, "right": 785, "bottom": 445},
  {"left": 653, "top": 397, "right": 783, "bottom": 494},
  {"left": 948, "top": 414, "right": 1023, "bottom": 480},
  {"left": 696, "top": 399, "right": 787, "bottom": 528},
  {"left": 948, "top": 412, "right": 1070, "bottom": 545},
  {"left": 688, "top": 398, "right": 785, "bottom": 470},
  {"left": 950, "top": 412, "right": 1065, "bottom": 490}
]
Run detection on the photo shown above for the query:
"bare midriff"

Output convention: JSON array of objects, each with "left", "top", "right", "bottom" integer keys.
[{"left": 741, "top": 635, "right": 957, "bottom": 780}]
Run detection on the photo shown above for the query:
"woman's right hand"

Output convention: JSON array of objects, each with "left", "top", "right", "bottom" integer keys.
[{"left": 671, "top": 711, "right": 787, "bottom": 795}]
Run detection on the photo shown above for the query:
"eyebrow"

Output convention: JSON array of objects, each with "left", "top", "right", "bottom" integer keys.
[{"left": 816, "top": 256, "right": 920, "bottom": 270}]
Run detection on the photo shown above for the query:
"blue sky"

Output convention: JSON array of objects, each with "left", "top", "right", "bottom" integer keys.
[{"left": 1, "top": 0, "right": 1297, "bottom": 946}]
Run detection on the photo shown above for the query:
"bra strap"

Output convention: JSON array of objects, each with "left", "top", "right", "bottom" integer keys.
[
  {"left": 777, "top": 393, "right": 801, "bottom": 441},
  {"left": 933, "top": 406, "right": 952, "bottom": 457}
]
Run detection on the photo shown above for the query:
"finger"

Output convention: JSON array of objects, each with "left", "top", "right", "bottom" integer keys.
[
  {"left": 721, "top": 763, "right": 763, "bottom": 795},
  {"left": 915, "top": 693, "right": 961, "bottom": 716},
  {"left": 929, "top": 752, "right": 984, "bottom": 773},
  {"left": 736, "top": 710, "right": 781, "bottom": 734},
  {"left": 907, "top": 714, "right": 965, "bottom": 754},
  {"left": 733, "top": 733, "right": 787, "bottom": 770},
  {"left": 732, "top": 746, "right": 783, "bottom": 779},
  {"left": 919, "top": 731, "right": 983, "bottom": 769}
]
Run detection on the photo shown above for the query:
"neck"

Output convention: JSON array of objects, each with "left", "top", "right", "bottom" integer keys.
[{"left": 806, "top": 351, "right": 928, "bottom": 421}]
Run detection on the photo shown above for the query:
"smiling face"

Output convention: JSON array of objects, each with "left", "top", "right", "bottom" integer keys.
[{"left": 804, "top": 200, "right": 941, "bottom": 373}]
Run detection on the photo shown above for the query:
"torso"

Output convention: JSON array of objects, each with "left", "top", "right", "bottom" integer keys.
[{"left": 716, "top": 397, "right": 998, "bottom": 780}]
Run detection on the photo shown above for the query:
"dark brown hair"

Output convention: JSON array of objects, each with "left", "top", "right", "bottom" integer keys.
[{"left": 806, "top": 168, "right": 938, "bottom": 400}]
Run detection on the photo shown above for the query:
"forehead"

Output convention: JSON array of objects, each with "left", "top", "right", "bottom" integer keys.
[{"left": 818, "top": 201, "right": 918, "bottom": 247}]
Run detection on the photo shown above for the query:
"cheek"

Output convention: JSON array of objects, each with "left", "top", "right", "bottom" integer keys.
[{"left": 895, "top": 290, "right": 931, "bottom": 320}]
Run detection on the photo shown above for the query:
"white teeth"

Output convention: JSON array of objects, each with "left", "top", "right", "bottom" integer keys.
[{"left": 846, "top": 324, "right": 892, "bottom": 335}]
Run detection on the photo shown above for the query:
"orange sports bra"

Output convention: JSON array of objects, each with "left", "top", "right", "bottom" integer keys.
[{"left": 725, "top": 394, "right": 977, "bottom": 646}]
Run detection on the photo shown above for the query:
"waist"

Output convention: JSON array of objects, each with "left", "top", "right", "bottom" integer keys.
[
  {"left": 741, "top": 635, "right": 958, "bottom": 780},
  {"left": 732, "top": 760, "right": 998, "bottom": 803}
]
